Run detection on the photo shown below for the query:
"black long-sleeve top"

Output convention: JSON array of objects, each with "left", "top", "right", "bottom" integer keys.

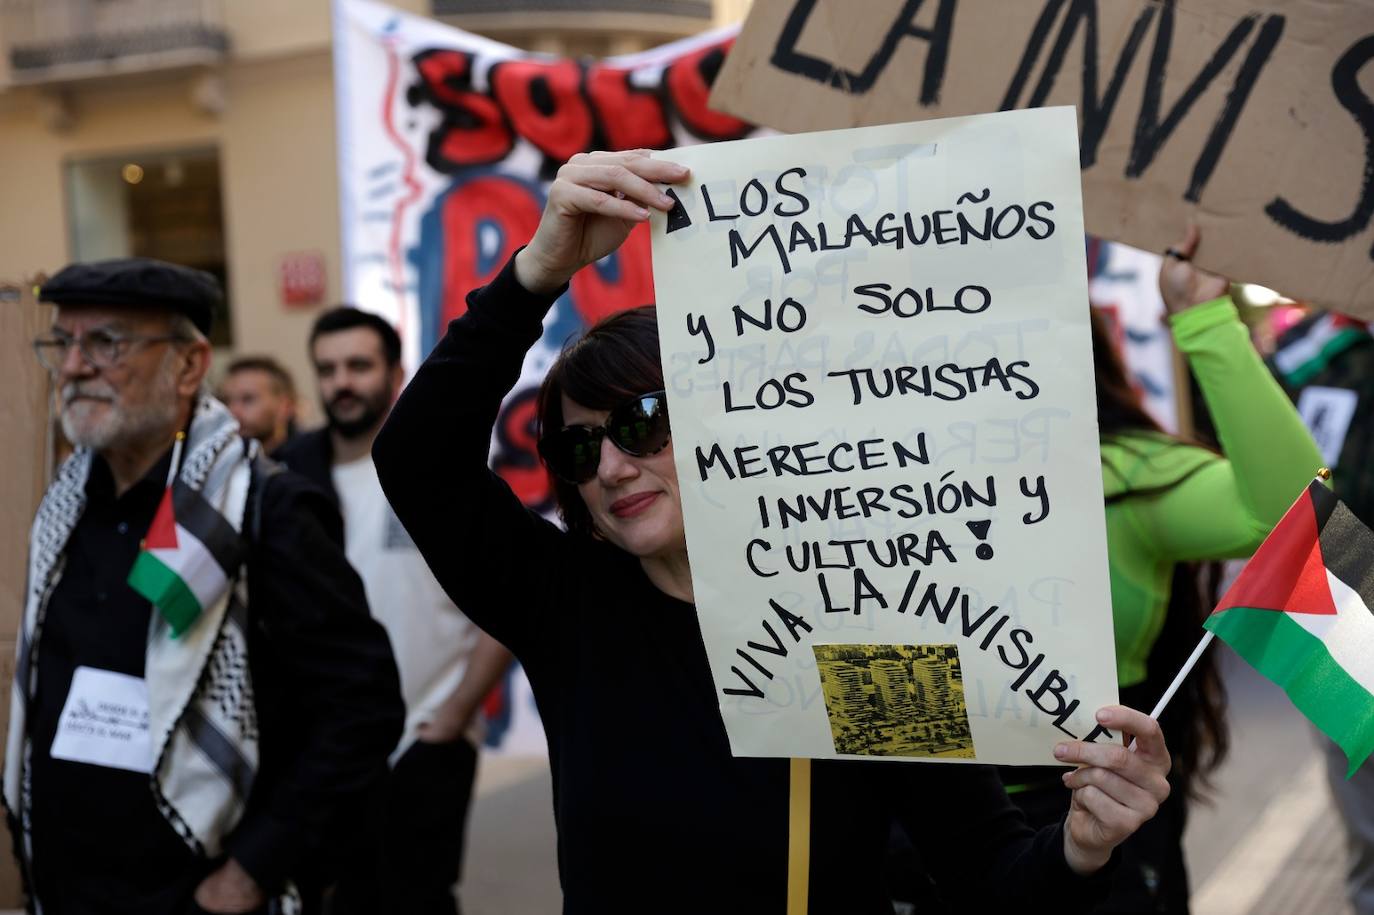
[
  {"left": 373, "top": 254, "right": 1113, "bottom": 913},
  {"left": 26, "top": 453, "right": 403, "bottom": 913}
]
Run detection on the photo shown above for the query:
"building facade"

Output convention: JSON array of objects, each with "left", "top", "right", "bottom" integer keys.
[
  {"left": 912, "top": 656, "right": 954, "bottom": 718},
  {"left": 869, "top": 658, "right": 916, "bottom": 720},
  {"left": 0, "top": 0, "right": 735, "bottom": 411},
  {"left": 820, "top": 662, "right": 873, "bottom": 726}
]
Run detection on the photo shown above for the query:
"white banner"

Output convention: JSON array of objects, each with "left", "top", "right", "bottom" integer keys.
[
  {"left": 1088, "top": 239, "right": 1176, "bottom": 433},
  {"left": 334, "top": 0, "right": 764, "bottom": 510},
  {"left": 332, "top": 0, "right": 766, "bottom": 753}
]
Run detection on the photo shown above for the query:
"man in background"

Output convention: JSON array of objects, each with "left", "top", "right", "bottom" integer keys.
[
  {"left": 278, "top": 306, "right": 512, "bottom": 915},
  {"left": 220, "top": 354, "right": 298, "bottom": 454}
]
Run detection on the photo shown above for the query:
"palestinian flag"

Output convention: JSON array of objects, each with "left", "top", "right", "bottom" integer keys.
[
  {"left": 1273, "top": 313, "right": 1372, "bottom": 386},
  {"left": 1205, "top": 479, "right": 1374, "bottom": 775},
  {"left": 127, "top": 453, "right": 244, "bottom": 637}
]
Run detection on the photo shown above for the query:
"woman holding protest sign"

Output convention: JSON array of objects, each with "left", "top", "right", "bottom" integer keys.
[
  {"left": 374, "top": 149, "right": 1173, "bottom": 912},
  {"left": 997, "top": 229, "right": 1324, "bottom": 913}
]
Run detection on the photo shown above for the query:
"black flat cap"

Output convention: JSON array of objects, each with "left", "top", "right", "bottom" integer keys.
[{"left": 39, "top": 257, "right": 221, "bottom": 336}]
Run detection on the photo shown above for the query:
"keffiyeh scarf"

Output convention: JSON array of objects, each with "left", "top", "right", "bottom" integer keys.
[{"left": 3, "top": 397, "right": 296, "bottom": 911}]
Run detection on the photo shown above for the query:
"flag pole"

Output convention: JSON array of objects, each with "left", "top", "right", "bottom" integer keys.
[
  {"left": 164, "top": 431, "right": 185, "bottom": 489},
  {"left": 1128, "top": 632, "right": 1215, "bottom": 752},
  {"left": 141, "top": 432, "right": 186, "bottom": 553},
  {"left": 1145, "top": 631, "right": 1215, "bottom": 721},
  {"left": 1135, "top": 467, "right": 1332, "bottom": 741}
]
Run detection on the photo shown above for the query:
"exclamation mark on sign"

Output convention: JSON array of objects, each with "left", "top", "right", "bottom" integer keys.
[{"left": 966, "top": 520, "right": 993, "bottom": 560}]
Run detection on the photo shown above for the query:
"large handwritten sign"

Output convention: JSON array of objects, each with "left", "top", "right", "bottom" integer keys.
[
  {"left": 650, "top": 107, "right": 1118, "bottom": 764},
  {"left": 709, "top": 0, "right": 1374, "bottom": 318}
]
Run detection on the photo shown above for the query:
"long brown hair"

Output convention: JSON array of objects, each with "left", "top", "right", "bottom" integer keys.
[{"left": 1091, "top": 306, "right": 1229, "bottom": 795}]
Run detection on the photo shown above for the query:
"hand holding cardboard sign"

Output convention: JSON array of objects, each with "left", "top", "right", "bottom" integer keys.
[
  {"left": 1055, "top": 705, "right": 1172, "bottom": 874},
  {"left": 515, "top": 150, "right": 689, "bottom": 295},
  {"left": 1159, "top": 225, "right": 1231, "bottom": 315}
]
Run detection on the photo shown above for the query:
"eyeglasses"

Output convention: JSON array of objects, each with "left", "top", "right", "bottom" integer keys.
[
  {"left": 32, "top": 330, "right": 188, "bottom": 372},
  {"left": 538, "top": 390, "right": 671, "bottom": 484}
]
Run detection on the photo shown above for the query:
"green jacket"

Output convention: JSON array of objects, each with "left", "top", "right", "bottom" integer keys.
[{"left": 1103, "top": 297, "right": 1323, "bottom": 687}]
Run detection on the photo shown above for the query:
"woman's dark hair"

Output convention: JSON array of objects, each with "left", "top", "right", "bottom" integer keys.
[
  {"left": 1145, "top": 563, "right": 1230, "bottom": 798},
  {"left": 536, "top": 305, "right": 664, "bottom": 539},
  {"left": 1092, "top": 306, "right": 1167, "bottom": 439},
  {"left": 1090, "top": 306, "right": 1229, "bottom": 797}
]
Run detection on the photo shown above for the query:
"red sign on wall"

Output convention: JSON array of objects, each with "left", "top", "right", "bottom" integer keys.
[{"left": 279, "top": 251, "right": 326, "bottom": 307}]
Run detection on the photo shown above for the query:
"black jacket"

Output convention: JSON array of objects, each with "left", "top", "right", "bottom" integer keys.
[
  {"left": 19, "top": 453, "right": 404, "bottom": 914},
  {"left": 230, "top": 463, "right": 404, "bottom": 891},
  {"left": 373, "top": 255, "right": 1112, "bottom": 913},
  {"left": 274, "top": 429, "right": 338, "bottom": 507}
]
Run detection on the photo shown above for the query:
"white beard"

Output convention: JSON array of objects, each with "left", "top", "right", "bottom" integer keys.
[{"left": 61, "top": 358, "right": 180, "bottom": 451}]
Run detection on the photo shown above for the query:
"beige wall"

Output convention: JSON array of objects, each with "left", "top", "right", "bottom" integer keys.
[
  {"left": 220, "top": 0, "right": 428, "bottom": 59},
  {"left": 221, "top": 0, "right": 330, "bottom": 59},
  {"left": 713, "top": 0, "right": 753, "bottom": 26},
  {"left": 218, "top": 51, "right": 339, "bottom": 423},
  {"left": 0, "top": 49, "right": 340, "bottom": 424}
]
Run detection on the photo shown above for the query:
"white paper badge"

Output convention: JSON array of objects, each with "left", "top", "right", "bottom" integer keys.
[
  {"left": 49, "top": 666, "right": 154, "bottom": 774},
  {"left": 1297, "top": 386, "right": 1359, "bottom": 466}
]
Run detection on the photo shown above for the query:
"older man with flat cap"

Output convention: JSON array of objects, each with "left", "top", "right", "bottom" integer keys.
[{"left": 6, "top": 257, "right": 404, "bottom": 915}]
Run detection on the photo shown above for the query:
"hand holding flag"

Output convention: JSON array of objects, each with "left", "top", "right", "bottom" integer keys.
[{"left": 1053, "top": 706, "right": 1173, "bottom": 875}]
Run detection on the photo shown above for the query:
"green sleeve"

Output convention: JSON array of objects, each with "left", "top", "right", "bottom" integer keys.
[{"left": 1128, "top": 297, "right": 1324, "bottom": 562}]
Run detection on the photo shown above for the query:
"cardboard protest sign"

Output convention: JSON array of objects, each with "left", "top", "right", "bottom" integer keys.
[
  {"left": 708, "top": 0, "right": 1374, "bottom": 318},
  {"left": 650, "top": 106, "right": 1118, "bottom": 765}
]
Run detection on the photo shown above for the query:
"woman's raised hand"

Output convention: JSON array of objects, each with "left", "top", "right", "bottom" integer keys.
[
  {"left": 1158, "top": 224, "right": 1231, "bottom": 314},
  {"left": 1055, "top": 705, "right": 1173, "bottom": 875},
  {"left": 514, "top": 150, "right": 689, "bottom": 295}
]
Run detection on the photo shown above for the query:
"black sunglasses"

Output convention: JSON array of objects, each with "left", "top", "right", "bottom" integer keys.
[{"left": 539, "top": 390, "right": 671, "bottom": 484}]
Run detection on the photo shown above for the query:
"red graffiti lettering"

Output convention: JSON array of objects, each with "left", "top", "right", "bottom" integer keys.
[
  {"left": 491, "top": 59, "right": 594, "bottom": 163},
  {"left": 481, "top": 677, "right": 506, "bottom": 719},
  {"left": 666, "top": 40, "right": 751, "bottom": 141},
  {"left": 585, "top": 65, "right": 672, "bottom": 150},
  {"left": 410, "top": 42, "right": 755, "bottom": 164},
  {"left": 440, "top": 175, "right": 543, "bottom": 325},
  {"left": 493, "top": 389, "right": 553, "bottom": 512},
  {"left": 569, "top": 222, "right": 656, "bottom": 326},
  {"left": 412, "top": 50, "right": 514, "bottom": 170}
]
